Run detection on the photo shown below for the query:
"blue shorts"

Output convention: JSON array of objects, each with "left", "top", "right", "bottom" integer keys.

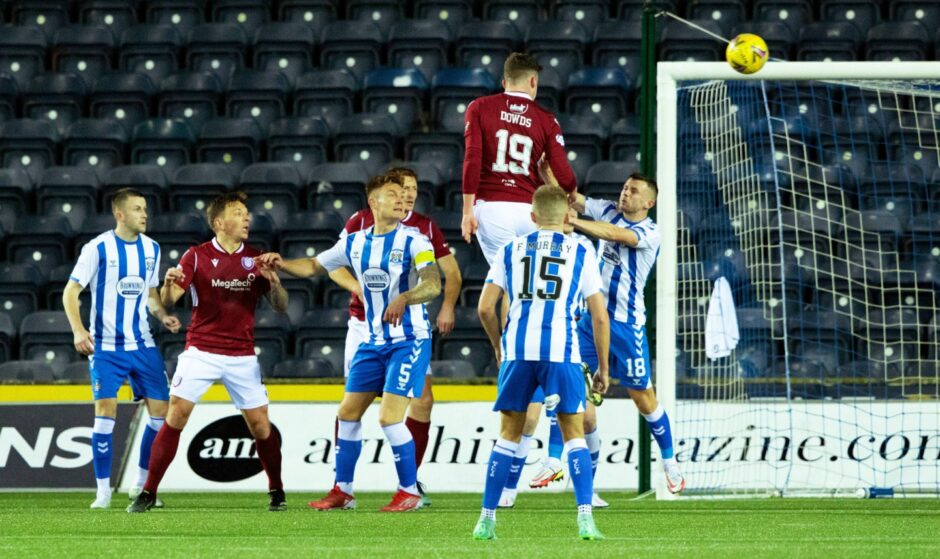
[
  {"left": 577, "top": 314, "right": 652, "bottom": 390},
  {"left": 346, "top": 338, "right": 431, "bottom": 397},
  {"left": 89, "top": 347, "right": 169, "bottom": 401},
  {"left": 495, "top": 360, "right": 586, "bottom": 415}
]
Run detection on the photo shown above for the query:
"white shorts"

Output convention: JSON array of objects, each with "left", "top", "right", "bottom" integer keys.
[
  {"left": 473, "top": 200, "right": 537, "bottom": 265},
  {"left": 170, "top": 347, "right": 269, "bottom": 410},
  {"left": 344, "top": 317, "right": 433, "bottom": 377}
]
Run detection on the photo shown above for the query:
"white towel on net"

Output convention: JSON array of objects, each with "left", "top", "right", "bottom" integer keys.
[{"left": 705, "top": 276, "right": 740, "bottom": 361}]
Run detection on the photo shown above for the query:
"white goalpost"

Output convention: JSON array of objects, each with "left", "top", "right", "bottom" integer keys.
[{"left": 656, "top": 62, "right": 940, "bottom": 499}]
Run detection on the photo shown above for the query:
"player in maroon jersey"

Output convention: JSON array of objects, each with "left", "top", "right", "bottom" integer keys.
[
  {"left": 460, "top": 52, "right": 578, "bottom": 266},
  {"left": 127, "top": 192, "right": 290, "bottom": 513},
  {"left": 337, "top": 166, "right": 462, "bottom": 505}
]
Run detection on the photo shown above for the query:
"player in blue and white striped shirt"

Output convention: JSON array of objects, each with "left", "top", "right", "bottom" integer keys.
[
  {"left": 256, "top": 174, "right": 442, "bottom": 513},
  {"left": 473, "top": 185, "right": 610, "bottom": 541},
  {"left": 569, "top": 172, "right": 686, "bottom": 494},
  {"left": 63, "top": 189, "right": 181, "bottom": 509}
]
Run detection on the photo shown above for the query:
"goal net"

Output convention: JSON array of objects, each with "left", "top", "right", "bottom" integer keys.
[{"left": 655, "top": 62, "right": 939, "bottom": 498}]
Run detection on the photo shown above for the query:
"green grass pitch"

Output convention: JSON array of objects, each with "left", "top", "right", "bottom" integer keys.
[{"left": 2, "top": 492, "right": 938, "bottom": 558}]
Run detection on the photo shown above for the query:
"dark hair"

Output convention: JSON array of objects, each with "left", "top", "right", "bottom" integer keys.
[
  {"left": 386, "top": 166, "right": 417, "bottom": 184},
  {"left": 503, "top": 52, "right": 543, "bottom": 82},
  {"left": 111, "top": 188, "right": 146, "bottom": 213},
  {"left": 629, "top": 172, "right": 659, "bottom": 197},
  {"left": 206, "top": 191, "right": 248, "bottom": 230},
  {"left": 365, "top": 174, "right": 403, "bottom": 199}
]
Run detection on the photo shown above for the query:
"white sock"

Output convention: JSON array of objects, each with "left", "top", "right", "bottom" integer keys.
[
  {"left": 578, "top": 504, "right": 593, "bottom": 515},
  {"left": 337, "top": 482, "right": 354, "bottom": 495},
  {"left": 481, "top": 507, "right": 496, "bottom": 520},
  {"left": 96, "top": 478, "right": 111, "bottom": 496}
]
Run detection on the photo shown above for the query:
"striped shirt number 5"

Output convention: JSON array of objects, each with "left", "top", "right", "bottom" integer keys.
[{"left": 492, "top": 129, "right": 533, "bottom": 175}]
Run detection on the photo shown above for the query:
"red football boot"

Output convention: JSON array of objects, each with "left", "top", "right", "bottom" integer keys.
[
  {"left": 308, "top": 485, "right": 356, "bottom": 510},
  {"left": 379, "top": 489, "right": 422, "bottom": 512}
]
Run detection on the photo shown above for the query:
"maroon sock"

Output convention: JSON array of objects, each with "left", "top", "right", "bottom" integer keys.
[
  {"left": 405, "top": 417, "right": 431, "bottom": 468},
  {"left": 143, "top": 424, "right": 182, "bottom": 494},
  {"left": 255, "top": 431, "right": 283, "bottom": 491}
]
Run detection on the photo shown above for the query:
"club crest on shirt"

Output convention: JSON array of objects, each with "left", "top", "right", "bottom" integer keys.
[
  {"left": 145, "top": 257, "right": 155, "bottom": 271},
  {"left": 601, "top": 243, "right": 621, "bottom": 265},
  {"left": 241, "top": 256, "right": 255, "bottom": 270},
  {"left": 390, "top": 249, "right": 404, "bottom": 264}
]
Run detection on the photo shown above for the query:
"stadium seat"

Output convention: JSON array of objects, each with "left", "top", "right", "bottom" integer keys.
[
  {"left": 0, "top": 119, "right": 60, "bottom": 184},
  {"left": 552, "top": 0, "right": 609, "bottom": 28},
  {"left": 293, "top": 69, "right": 359, "bottom": 135},
  {"left": 266, "top": 116, "right": 330, "bottom": 178},
  {"left": 431, "top": 359, "right": 477, "bottom": 379},
  {"left": 415, "top": 0, "right": 473, "bottom": 35},
  {"left": 455, "top": 21, "right": 519, "bottom": 80},
  {"left": 659, "top": 19, "right": 725, "bottom": 61},
  {"left": 753, "top": 0, "right": 811, "bottom": 36},
  {"left": 363, "top": 68, "right": 428, "bottom": 136},
  {"left": 148, "top": 212, "right": 210, "bottom": 270},
  {"left": 277, "top": 0, "right": 337, "bottom": 37},
  {"left": 346, "top": 0, "right": 402, "bottom": 37},
  {"left": 405, "top": 132, "right": 463, "bottom": 186},
  {"left": 186, "top": 23, "right": 249, "bottom": 84},
  {"left": 591, "top": 20, "right": 643, "bottom": 72},
  {"left": 609, "top": 115, "right": 641, "bottom": 162},
  {"left": 797, "top": 21, "right": 862, "bottom": 61},
  {"left": 23, "top": 73, "right": 86, "bottom": 136},
  {"left": 307, "top": 162, "right": 370, "bottom": 219},
  {"left": 437, "top": 307, "right": 493, "bottom": 376},
  {"left": 51, "top": 25, "right": 114, "bottom": 90},
  {"left": 566, "top": 67, "right": 632, "bottom": 122},
  {"left": 37, "top": 166, "right": 99, "bottom": 231},
  {"left": 271, "top": 358, "right": 338, "bottom": 379},
  {"left": 732, "top": 21, "right": 796, "bottom": 60},
  {"left": 169, "top": 163, "right": 237, "bottom": 215},
  {"left": 531, "top": 66, "right": 563, "bottom": 114},
  {"left": 319, "top": 20, "right": 384, "bottom": 84},
  {"left": 323, "top": 282, "right": 354, "bottom": 308},
  {"left": 196, "top": 117, "right": 263, "bottom": 171},
  {"left": 0, "top": 263, "right": 45, "bottom": 330},
  {"left": 102, "top": 164, "right": 168, "bottom": 214},
  {"left": 239, "top": 162, "right": 304, "bottom": 226},
  {"left": 584, "top": 161, "right": 633, "bottom": 198},
  {"left": 225, "top": 70, "right": 290, "bottom": 131},
  {"left": 0, "top": 312, "right": 15, "bottom": 363},
  {"left": 71, "top": 213, "right": 116, "bottom": 256},
  {"left": 12, "top": 0, "right": 69, "bottom": 41},
  {"left": 617, "top": 0, "right": 676, "bottom": 20},
  {"left": 299, "top": 339, "right": 345, "bottom": 376},
  {"left": 59, "top": 360, "right": 91, "bottom": 382},
  {"left": 62, "top": 120, "right": 127, "bottom": 181},
  {"left": 557, "top": 113, "right": 607, "bottom": 185},
  {"left": 131, "top": 118, "right": 196, "bottom": 171},
  {"left": 7, "top": 216, "right": 71, "bottom": 277},
  {"left": 526, "top": 21, "right": 589, "bottom": 78},
  {"left": 687, "top": 0, "right": 746, "bottom": 32},
  {"left": 246, "top": 211, "right": 276, "bottom": 252},
  {"left": 333, "top": 113, "right": 400, "bottom": 176},
  {"left": 0, "top": 74, "right": 16, "bottom": 125},
  {"left": 295, "top": 309, "right": 350, "bottom": 349},
  {"left": 80, "top": 0, "right": 137, "bottom": 41},
  {"left": 119, "top": 24, "right": 183, "bottom": 87},
  {"left": 0, "top": 24, "right": 47, "bottom": 90},
  {"left": 145, "top": 0, "right": 204, "bottom": 35},
  {"left": 278, "top": 210, "right": 346, "bottom": 260},
  {"left": 483, "top": 0, "right": 542, "bottom": 35},
  {"left": 387, "top": 19, "right": 451, "bottom": 85},
  {"left": 252, "top": 22, "right": 317, "bottom": 86},
  {"left": 891, "top": 1, "right": 940, "bottom": 35},
  {"left": 865, "top": 22, "right": 929, "bottom": 61},
  {"left": 158, "top": 71, "right": 223, "bottom": 132},
  {"left": 821, "top": 0, "right": 881, "bottom": 36},
  {"left": 458, "top": 260, "right": 489, "bottom": 307},
  {"left": 89, "top": 73, "right": 157, "bottom": 133},
  {"left": 0, "top": 360, "right": 56, "bottom": 383},
  {"left": 431, "top": 68, "right": 498, "bottom": 133},
  {"left": 254, "top": 309, "right": 292, "bottom": 374},
  {"left": 0, "top": 168, "right": 34, "bottom": 233},
  {"left": 212, "top": 0, "right": 270, "bottom": 38},
  {"left": 278, "top": 276, "right": 321, "bottom": 325}
]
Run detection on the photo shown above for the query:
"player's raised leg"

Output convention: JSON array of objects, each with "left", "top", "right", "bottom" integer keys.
[{"left": 630, "top": 387, "right": 685, "bottom": 493}]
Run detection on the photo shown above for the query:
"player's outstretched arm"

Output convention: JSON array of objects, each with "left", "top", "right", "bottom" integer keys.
[
  {"left": 255, "top": 252, "right": 327, "bottom": 278},
  {"left": 477, "top": 283, "right": 504, "bottom": 364},
  {"left": 436, "top": 254, "right": 463, "bottom": 336},
  {"left": 384, "top": 263, "right": 442, "bottom": 326},
  {"left": 585, "top": 292, "right": 611, "bottom": 394},
  {"left": 160, "top": 268, "right": 187, "bottom": 309},
  {"left": 147, "top": 287, "right": 180, "bottom": 333},
  {"left": 63, "top": 280, "right": 94, "bottom": 356},
  {"left": 569, "top": 215, "right": 640, "bottom": 247},
  {"left": 328, "top": 267, "right": 363, "bottom": 300}
]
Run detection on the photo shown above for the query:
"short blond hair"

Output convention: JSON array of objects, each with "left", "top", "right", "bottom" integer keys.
[{"left": 531, "top": 184, "right": 568, "bottom": 224}]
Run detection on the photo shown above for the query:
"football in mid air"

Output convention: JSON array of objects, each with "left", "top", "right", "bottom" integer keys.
[{"left": 726, "top": 33, "right": 769, "bottom": 75}]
